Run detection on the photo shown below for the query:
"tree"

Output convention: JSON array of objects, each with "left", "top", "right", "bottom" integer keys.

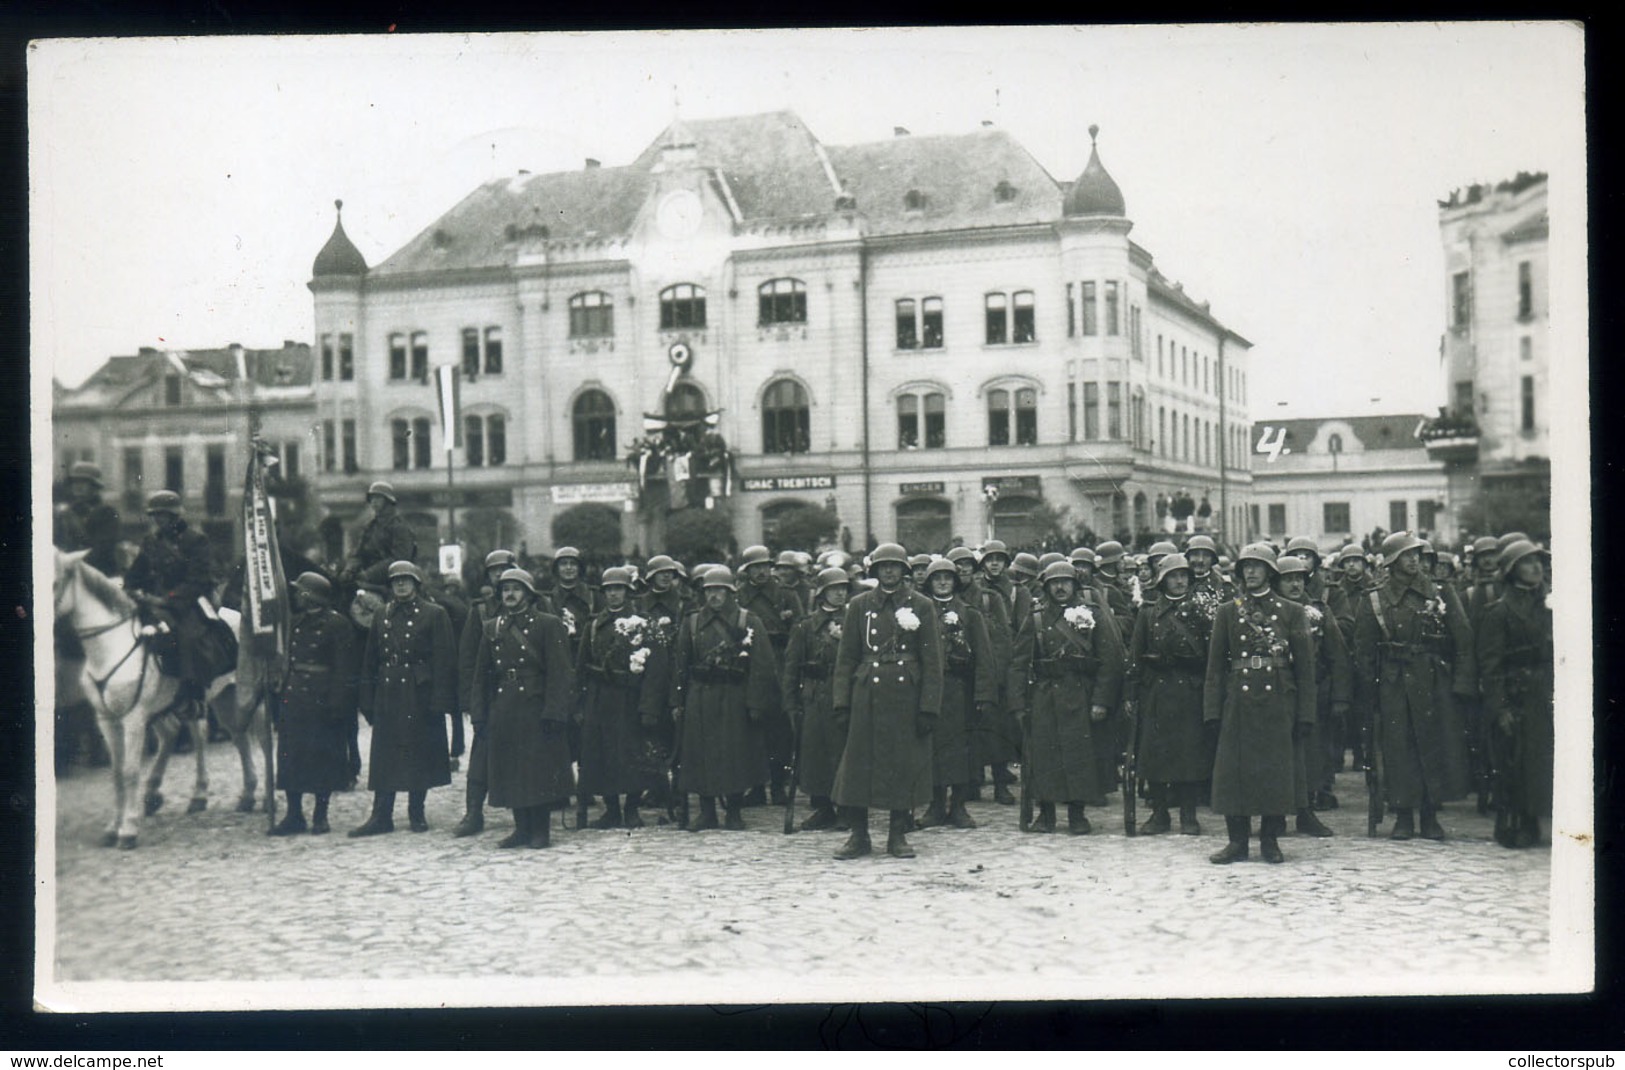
[
  {"left": 665, "top": 506, "right": 735, "bottom": 564},
  {"left": 768, "top": 503, "right": 839, "bottom": 554},
  {"left": 551, "top": 503, "right": 623, "bottom": 561},
  {"left": 460, "top": 507, "right": 523, "bottom": 587},
  {"left": 1458, "top": 468, "right": 1551, "bottom": 545}
]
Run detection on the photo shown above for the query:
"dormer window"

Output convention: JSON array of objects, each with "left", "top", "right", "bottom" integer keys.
[
  {"left": 994, "top": 180, "right": 1017, "bottom": 203},
  {"left": 903, "top": 189, "right": 927, "bottom": 212}
]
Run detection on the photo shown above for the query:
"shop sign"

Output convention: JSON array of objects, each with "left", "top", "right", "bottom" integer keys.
[
  {"left": 741, "top": 474, "right": 836, "bottom": 492},
  {"left": 981, "top": 475, "right": 1043, "bottom": 497},
  {"left": 899, "top": 481, "right": 946, "bottom": 496},
  {"left": 550, "top": 482, "right": 637, "bottom": 505}
]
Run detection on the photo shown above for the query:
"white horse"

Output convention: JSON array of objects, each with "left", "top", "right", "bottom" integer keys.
[{"left": 52, "top": 550, "right": 274, "bottom": 848}]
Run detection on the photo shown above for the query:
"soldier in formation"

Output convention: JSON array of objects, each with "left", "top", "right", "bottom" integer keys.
[
  {"left": 269, "top": 572, "right": 358, "bottom": 836},
  {"left": 781, "top": 567, "right": 854, "bottom": 831}
]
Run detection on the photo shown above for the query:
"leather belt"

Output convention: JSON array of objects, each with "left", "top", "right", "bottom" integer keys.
[
  {"left": 289, "top": 661, "right": 330, "bottom": 674},
  {"left": 1234, "top": 655, "right": 1289, "bottom": 671}
]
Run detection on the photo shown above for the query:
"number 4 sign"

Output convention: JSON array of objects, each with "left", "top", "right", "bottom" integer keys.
[{"left": 1254, "top": 425, "right": 1291, "bottom": 462}]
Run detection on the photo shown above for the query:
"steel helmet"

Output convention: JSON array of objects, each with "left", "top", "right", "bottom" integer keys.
[
  {"left": 1334, "top": 543, "right": 1366, "bottom": 566},
  {"left": 908, "top": 553, "right": 932, "bottom": 569},
  {"left": 702, "top": 566, "right": 738, "bottom": 591},
  {"left": 1186, "top": 535, "right": 1219, "bottom": 556},
  {"left": 68, "top": 461, "right": 105, "bottom": 488},
  {"left": 816, "top": 566, "right": 851, "bottom": 594},
  {"left": 1236, "top": 543, "right": 1279, "bottom": 571},
  {"left": 1147, "top": 541, "right": 1179, "bottom": 564},
  {"left": 925, "top": 557, "right": 960, "bottom": 583},
  {"left": 1497, "top": 540, "right": 1547, "bottom": 583},
  {"left": 946, "top": 546, "right": 977, "bottom": 565},
  {"left": 144, "top": 489, "right": 183, "bottom": 514},
  {"left": 483, "top": 549, "right": 518, "bottom": 571},
  {"left": 645, "top": 554, "right": 679, "bottom": 577},
  {"left": 553, "top": 546, "right": 582, "bottom": 567},
  {"left": 1038, "top": 552, "right": 1067, "bottom": 570},
  {"left": 292, "top": 572, "right": 332, "bottom": 599},
  {"left": 775, "top": 551, "right": 800, "bottom": 568},
  {"left": 365, "top": 481, "right": 397, "bottom": 504},
  {"left": 496, "top": 567, "right": 540, "bottom": 596},
  {"left": 1494, "top": 531, "right": 1531, "bottom": 554},
  {"left": 1434, "top": 552, "right": 1460, "bottom": 576},
  {"left": 1379, "top": 531, "right": 1426, "bottom": 567},
  {"left": 740, "top": 545, "right": 772, "bottom": 568},
  {"left": 1040, "top": 560, "right": 1079, "bottom": 585},
  {"left": 599, "top": 566, "right": 635, "bottom": 589},
  {"left": 1069, "top": 546, "right": 1097, "bottom": 566},
  {"left": 1152, "top": 553, "right": 1193, "bottom": 589},
  {"left": 1011, "top": 552, "right": 1040, "bottom": 577},
  {"left": 1417, "top": 539, "right": 1437, "bottom": 561},
  {"left": 1285, "top": 536, "right": 1321, "bottom": 563},
  {"left": 870, "top": 542, "right": 909, "bottom": 566},
  {"left": 1095, "top": 540, "right": 1126, "bottom": 565},
  {"left": 981, "top": 539, "right": 1011, "bottom": 562},
  {"left": 387, "top": 560, "right": 425, "bottom": 585},
  {"left": 1274, "top": 555, "right": 1311, "bottom": 577},
  {"left": 1471, "top": 536, "right": 1499, "bottom": 557}
]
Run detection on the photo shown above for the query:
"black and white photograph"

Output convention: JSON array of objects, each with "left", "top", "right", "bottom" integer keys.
[{"left": 30, "top": 23, "right": 1591, "bottom": 1013}]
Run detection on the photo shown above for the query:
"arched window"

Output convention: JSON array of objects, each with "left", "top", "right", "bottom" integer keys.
[
  {"left": 659, "top": 284, "right": 707, "bottom": 330},
  {"left": 390, "top": 414, "right": 433, "bottom": 470},
  {"left": 987, "top": 385, "right": 1038, "bottom": 446},
  {"left": 903, "top": 189, "right": 927, "bottom": 211},
  {"left": 1133, "top": 492, "right": 1149, "bottom": 533},
  {"left": 761, "top": 378, "right": 810, "bottom": 454},
  {"left": 896, "top": 390, "right": 947, "bottom": 450},
  {"left": 758, "top": 278, "right": 807, "bottom": 325},
  {"left": 572, "top": 390, "right": 617, "bottom": 462},
  {"left": 464, "top": 412, "right": 508, "bottom": 467},
  {"left": 1328, "top": 432, "right": 1344, "bottom": 455},
  {"left": 665, "top": 382, "right": 706, "bottom": 421},
  {"left": 568, "top": 291, "right": 614, "bottom": 338}
]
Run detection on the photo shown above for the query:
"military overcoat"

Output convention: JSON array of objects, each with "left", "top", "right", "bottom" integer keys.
[
  {"left": 1476, "top": 585, "right": 1553, "bottom": 818},
  {"left": 276, "top": 605, "right": 359, "bottom": 793},
  {"left": 1126, "top": 592, "right": 1215, "bottom": 785},
  {"left": 360, "top": 593, "right": 456, "bottom": 792},
  {"left": 470, "top": 604, "right": 577, "bottom": 808},
  {"left": 577, "top": 605, "right": 671, "bottom": 797},
  {"left": 668, "top": 603, "right": 779, "bottom": 796},
  {"left": 781, "top": 605, "right": 847, "bottom": 799}
]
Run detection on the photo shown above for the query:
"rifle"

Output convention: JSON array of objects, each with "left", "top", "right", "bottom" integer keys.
[
  {"left": 1491, "top": 716, "right": 1523, "bottom": 848},
  {"left": 1364, "top": 711, "right": 1383, "bottom": 837},
  {"left": 1121, "top": 699, "right": 1139, "bottom": 837},
  {"left": 1018, "top": 715, "right": 1033, "bottom": 832},
  {"left": 669, "top": 710, "right": 689, "bottom": 831},
  {"left": 782, "top": 711, "right": 800, "bottom": 834}
]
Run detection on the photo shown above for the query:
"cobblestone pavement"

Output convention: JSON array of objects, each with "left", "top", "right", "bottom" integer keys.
[{"left": 44, "top": 727, "right": 1560, "bottom": 1004}]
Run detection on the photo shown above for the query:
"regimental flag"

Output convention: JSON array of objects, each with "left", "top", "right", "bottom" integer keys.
[
  {"left": 241, "top": 439, "right": 290, "bottom": 674},
  {"left": 435, "top": 365, "right": 463, "bottom": 451}
]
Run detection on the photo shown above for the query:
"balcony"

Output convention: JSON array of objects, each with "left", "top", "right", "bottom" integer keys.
[
  {"left": 1419, "top": 410, "right": 1480, "bottom": 464},
  {"left": 1060, "top": 439, "right": 1136, "bottom": 490}
]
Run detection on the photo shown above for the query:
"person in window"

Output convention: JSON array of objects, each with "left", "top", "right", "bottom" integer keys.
[
  {"left": 1476, "top": 540, "right": 1553, "bottom": 848},
  {"left": 829, "top": 543, "right": 944, "bottom": 859},
  {"left": 1203, "top": 544, "right": 1316, "bottom": 863},
  {"left": 782, "top": 567, "right": 854, "bottom": 832},
  {"left": 268, "top": 573, "right": 358, "bottom": 836},
  {"left": 1274, "top": 556, "right": 1348, "bottom": 836},
  {"left": 339, "top": 482, "right": 417, "bottom": 591},
  {"left": 917, "top": 558, "right": 997, "bottom": 831}
]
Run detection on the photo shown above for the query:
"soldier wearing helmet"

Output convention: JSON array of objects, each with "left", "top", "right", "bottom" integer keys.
[
  {"left": 577, "top": 567, "right": 670, "bottom": 831},
  {"left": 350, "top": 560, "right": 457, "bottom": 837},
  {"left": 451, "top": 548, "right": 526, "bottom": 838},
  {"left": 828, "top": 542, "right": 945, "bottom": 860},
  {"left": 974, "top": 539, "right": 1032, "bottom": 805},
  {"left": 1273, "top": 556, "right": 1349, "bottom": 834},
  {"left": 1010, "top": 560, "right": 1127, "bottom": 835},
  {"left": 782, "top": 566, "right": 858, "bottom": 831},
  {"left": 467, "top": 568, "right": 576, "bottom": 849},
  {"left": 1203, "top": 543, "right": 1317, "bottom": 865},
  {"left": 124, "top": 489, "right": 225, "bottom": 707},
  {"left": 548, "top": 546, "right": 600, "bottom": 659},
  {"left": 773, "top": 550, "right": 809, "bottom": 610},
  {"left": 1352, "top": 532, "right": 1476, "bottom": 842},
  {"left": 908, "top": 553, "right": 932, "bottom": 590},
  {"left": 1475, "top": 540, "right": 1553, "bottom": 847},
  {"left": 638, "top": 554, "right": 686, "bottom": 635},
  {"left": 1184, "top": 535, "right": 1234, "bottom": 603},
  {"left": 54, "top": 461, "right": 122, "bottom": 576},
  {"left": 1092, "top": 540, "right": 1136, "bottom": 640},
  {"left": 734, "top": 544, "right": 801, "bottom": 805},
  {"left": 915, "top": 557, "right": 998, "bottom": 831},
  {"left": 340, "top": 482, "right": 418, "bottom": 590},
  {"left": 1459, "top": 535, "right": 1507, "bottom": 812},
  {"left": 267, "top": 572, "right": 359, "bottom": 837}
]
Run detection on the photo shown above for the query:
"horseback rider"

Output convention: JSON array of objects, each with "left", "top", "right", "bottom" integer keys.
[
  {"left": 339, "top": 482, "right": 418, "bottom": 590},
  {"left": 124, "top": 490, "right": 225, "bottom": 711},
  {"left": 55, "top": 461, "right": 123, "bottom": 576}
]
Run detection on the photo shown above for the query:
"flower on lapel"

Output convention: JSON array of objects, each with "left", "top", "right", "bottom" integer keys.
[
  {"left": 1064, "top": 604, "right": 1096, "bottom": 632},
  {"left": 895, "top": 607, "right": 921, "bottom": 632},
  {"left": 942, "top": 610, "right": 960, "bottom": 627},
  {"left": 629, "top": 647, "right": 651, "bottom": 674},
  {"left": 561, "top": 607, "right": 577, "bottom": 636},
  {"left": 828, "top": 621, "right": 843, "bottom": 642},
  {"left": 741, "top": 627, "right": 754, "bottom": 648}
]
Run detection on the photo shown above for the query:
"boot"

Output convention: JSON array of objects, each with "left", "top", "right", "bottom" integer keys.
[
  {"left": 1034, "top": 801, "right": 1057, "bottom": 834},
  {"left": 800, "top": 798, "right": 839, "bottom": 831},
  {"left": 452, "top": 809, "right": 485, "bottom": 837},
  {"left": 1259, "top": 815, "right": 1286, "bottom": 863},
  {"left": 407, "top": 790, "right": 429, "bottom": 833},
  {"left": 948, "top": 786, "right": 977, "bottom": 829},
  {"left": 1514, "top": 814, "right": 1540, "bottom": 849},
  {"left": 691, "top": 796, "right": 720, "bottom": 832},
  {"left": 886, "top": 810, "right": 916, "bottom": 858},
  {"left": 589, "top": 793, "right": 623, "bottom": 830},
  {"left": 1312, "top": 789, "right": 1340, "bottom": 811},
  {"left": 1389, "top": 807, "right": 1415, "bottom": 841},
  {"left": 311, "top": 794, "right": 331, "bottom": 835},
  {"left": 992, "top": 764, "right": 1016, "bottom": 806},
  {"left": 916, "top": 787, "right": 949, "bottom": 829},
  {"left": 1068, "top": 803, "right": 1092, "bottom": 835},
  {"left": 269, "top": 794, "right": 306, "bottom": 837},
  {"left": 1419, "top": 802, "right": 1446, "bottom": 841},
  {"left": 770, "top": 770, "right": 790, "bottom": 808},
  {"left": 529, "top": 807, "right": 552, "bottom": 848},
  {"left": 1296, "top": 808, "right": 1334, "bottom": 837},
  {"left": 1138, "top": 807, "right": 1171, "bottom": 836},
  {"left": 624, "top": 797, "right": 645, "bottom": 829},
  {"left": 1178, "top": 805, "right": 1201, "bottom": 836},
  {"left": 723, "top": 793, "right": 746, "bottom": 830},
  {"left": 497, "top": 808, "right": 530, "bottom": 849},
  {"left": 834, "top": 808, "right": 872, "bottom": 859},
  {"left": 1210, "top": 816, "right": 1250, "bottom": 864},
  {"left": 743, "top": 785, "right": 768, "bottom": 807},
  {"left": 347, "top": 793, "right": 396, "bottom": 837}
]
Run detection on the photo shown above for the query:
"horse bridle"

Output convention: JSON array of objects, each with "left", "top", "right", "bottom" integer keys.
[{"left": 61, "top": 567, "right": 156, "bottom": 712}]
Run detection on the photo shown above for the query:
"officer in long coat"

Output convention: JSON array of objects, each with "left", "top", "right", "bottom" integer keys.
[
  {"left": 1203, "top": 543, "right": 1317, "bottom": 864},
  {"left": 269, "top": 572, "right": 358, "bottom": 836},
  {"left": 124, "top": 490, "right": 223, "bottom": 703},
  {"left": 829, "top": 543, "right": 945, "bottom": 859},
  {"left": 1274, "top": 556, "right": 1350, "bottom": 837},
  {"left": 452, "top": 549, "right": 518, "bottom": 837},
  {"left": 918, "top": 558, "right": 997, "bottom": 830},
  {"left": 339, "top": 482, "right": 417, "bottom": 590},
  {"left": 1011, "top": 561, "right": 1126, "bottom": 835},
  {"left": 638, "top": 554, "right": 687, "bottom": 626},
  {"left": 1125, "top": 554, "right": 1214, "bottom": 836},
  {"left": 350, "top": 561, "right": 456, "bottom": 836},
  {"left": 974, "top": 540, "right": 1031, "bottom": 805},
  {"left": 549, "top": 546, "right": 600, "bottom": 652},
  {"left": 1185, "top": 535, "right": 1234, "bottom": 603},
  {"left": 782, "top": 567, "right": 853, "bottom": 831},
  {"left": 1476, "top": 540, "right": 1553, "bottom": 848},
  {"left": 1461, "top": 534, "right": 1505, "bottom": 811},
  {"left": 1352, "top": 532, "right": 1476, "bottom": 841},
  {"left": 470, "top": 568, "right": 576, "bottom": 848},
  {"left": 668, "top": 568, "right": 779, "bottom": 830},
  {"left": 736, "top": 544, "right": 801, "bottom": 805},
  {"left": 577, "top": 566, "right": 670, "bottom": 829}
]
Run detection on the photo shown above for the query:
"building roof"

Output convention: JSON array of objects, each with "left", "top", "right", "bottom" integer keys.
[
  {"left": 1255, "top": 414, "right": 1429, "bottom": 453},
  {"left": 59, "top": 342, "right": 313, "bottom": 410},
  {"left": 1062, "top": 125, "right": 1125, "bottom": 217},
  {"left": 632, "top": 110, "right": 841, "bottom": 222},
  {"left": 312, "top": 201, "right": 369, "bottom": 276},
  {"left": 1502, "top": 208, "right": 1549, "bottom": 244}
]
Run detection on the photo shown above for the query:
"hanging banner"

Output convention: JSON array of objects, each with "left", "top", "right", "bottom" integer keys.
[
  {"left": 435, "top": 364, "right": 463, "bottom": 451},
  {"left": 240, "top": 440, "right": 289, "bottom": 665}
]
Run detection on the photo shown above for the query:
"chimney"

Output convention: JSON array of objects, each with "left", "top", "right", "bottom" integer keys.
[
  {"left": 518, "top": 168, "right": 531, "bottom": 176},
  {"left": 230, "top": 343, "right": 247, "bottom": 381},
  {"left": 585, "top": 158, "right": 600, "bottom": 170},
  {"left": 981, "top": 120, "right": 994, "bottom": 127},
  {"left": 894, "top": 126, "right": 910, "bottom": 137}
]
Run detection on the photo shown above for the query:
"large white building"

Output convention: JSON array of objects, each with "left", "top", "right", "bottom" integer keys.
[
  {"left": 1425, "top": 171, "right": 1549, "bottom": 540},
  {"left": 306, "top": 111, "right": 1255, "bottom": 558}
]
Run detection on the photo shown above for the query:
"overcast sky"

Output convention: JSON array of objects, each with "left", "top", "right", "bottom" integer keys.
[{"left": 29, "top": 24, "right": 1584, "bottom": 419}]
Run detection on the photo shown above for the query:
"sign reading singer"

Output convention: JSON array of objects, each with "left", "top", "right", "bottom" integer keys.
[{"left": 741, "top": 474, "right": 837, "bottom": 492}]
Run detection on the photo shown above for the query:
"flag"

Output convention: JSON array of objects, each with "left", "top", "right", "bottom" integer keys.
[
  {"left": 241, "top": 440, "right": 290, "bottom": 676},
  {"left": 435, "top": 364, "right": 463, "bottom": 451}
]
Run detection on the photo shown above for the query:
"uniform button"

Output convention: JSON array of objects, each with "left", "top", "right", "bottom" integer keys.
[
  {"left": 1241, "top": 685, "right": 1249, "bottom": 692},
  {"left": 1264, "top": 685, "right": 1272, "bottom": 692}
]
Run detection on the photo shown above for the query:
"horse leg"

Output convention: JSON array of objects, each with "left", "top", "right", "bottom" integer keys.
[
  {"left": 117, "top": 714, "right": 148, "bottom": 848},
  {"left": 95, "top": 711, "right": 123, "bottom": 847},
  {"left": 144, "top": 712, "right": 180, "bottom": 817},
  {"left": 187, "top": 704, "right": 211, "bottom": 814}
]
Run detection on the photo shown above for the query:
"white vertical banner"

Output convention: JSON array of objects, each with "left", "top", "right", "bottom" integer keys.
[{"left": 435, "top": 364, "right": 462, "bottom": 451}]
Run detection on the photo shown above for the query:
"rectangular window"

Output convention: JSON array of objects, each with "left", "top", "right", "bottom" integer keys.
[
  {"left": 410, "top": 332, "right": 429, "bottom": 381},
  {"left": 1083, "top": 382, "right": 1100, "bottom": 441},
  {"left": 1157, "top": 334, "right": 1164, "bottom": 376},
  {"left": 283, "top": 441, "right": 300, "bottom": 480},
  {"left": 1389, "top": 500, "right": 1408, "bottom": 532},
  {"left": 1067, "top": 382, "right": 1077, "bottom": 442},
  {"left": 1267, "top": 503, "right": 1286, "bottom": 536},
  {"left": 1013, "top": 291, "right": 1036, "bottom": 344},
  {"left": 921, "top": 297, "right": 943, "bottom": 348},
  {"left": 985, "top": 293, "right": 1008, "bottom": 345},
  {"left": 1081, "top": 282, "right": 1097, "bottom": 336},
  {"left": 1132, "top": 306, "right": 1142, "bottom": 358},
  {"left": 757, "top": 281, "right": 806, "bottom": 325},
  {"left": 465, "top": 414, "right": 484, "bottom": 467},
  {"left": 412, "top": 416, "right": 431, "bottom": 469},
  {"left": 389, "top": 333, "right": 407, "bottom": 380},
  {"left": 1249, "top": 504, "right": 1261, "bottom": 539},
  {"left": 205, "top": 445, "right": 227, "bottom": 517},
  {"left": 339, "top": 334, "right": 354, "bottom": 381},
  {"left": 924, "top": 394, "right": 945, "bottom": 449},
  {"left": 1518, "top": 261, "right": 1532, "bottom": 319},
  {"left": 164, "top": 374, "right": 182, "bottom": 406},
  {"left": 1105, "top": 281, "right": 1119, "bottom": 335},
  {"left": 122, "top": 447, "right": 144, "bottom": 513},
  {"left": 487, "top": 414, "right": 506, "bottom": 465},
  {"left": 164, "top": 447, "right": 184, "bottom": 494},
  {"left": 896, "top": 299, "right": 918, "bottom": 350},
  {"left": 484, "top": 327, "right": 503, "bottom": 374},
  {"left": 320, "top": 334, "right": 334, "bottom": 381},
  {"left": 1453, "top": 379, "right": 1474, "bottom": 418},
  {"left": 1183, "top": 413, "right": 1192, "bottom": 460},
  {"left": 573, "top": 292, "right": 617, "bottom": 336},
  {"left": 342, "top": 419, "right": 358, "bottom": 474},
  {"left": 323, "top": 420, "right": 336, "bottom": 473},
  {"left": 462, "top": 328, "right": 480, "bottom": 377},
  {"left": 660, "top": 286, "right": 706, "bottom": 330},
  {"left": 897, "top": 394, "right": 919, "bottom": 448},
  {"left": 1182, "top": 347, "right": 1189, "bottom": 386},
  {"left": 1107, "top": 381, "right": 1122, "bottom": 439},
  {"left": 1015, "top": 388, "right": 1037, "bottom": 445},
  {"left": 1158, "top": 407, "right": 1166, "bottom": 456},
  {"left": 392, "top": 419, "right": 410, "bottom": 471},
  {"left": 1452, "top": 271, "right": 1471, "bottom": 330},
  {"left": 1203, "top": 356, "right": 1209, "bottom": 394},
  {"left": 1521, "top": 375, "right": 1536, "bottom": 432},
  {"left": 1324, "top": 502, "right": 1350, "bottom": 534},
  {"left": 1417, "top": 499, "right": 1439, "bottom": 533},
  {"left": 1066, "top": 283, "right": 1075, "bottom": 338},
  {"left": 987, "top": 389, "right": 1010, "bottom": 446}
]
